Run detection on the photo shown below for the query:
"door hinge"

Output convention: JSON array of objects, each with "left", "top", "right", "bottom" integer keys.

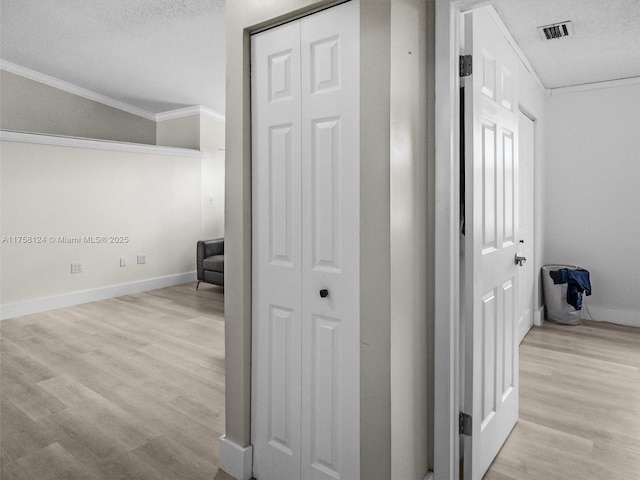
[
  {"left": 459, "top": 55, "right": 472, "bottom": 77},
  {"left": 459, "top": 411, "right": 472, "bottom": 436}
]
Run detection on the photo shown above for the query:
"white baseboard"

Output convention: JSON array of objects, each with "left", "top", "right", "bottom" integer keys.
[
  {"left": 219, "top": 436, "right": 253, "bottom": 480},
  {"left": 534, "top": 305, "right": 545, "bottom": 327},
  {"left": 0, "top": 272, "right": 197, "bottom": 320},
  {"left": 583, "top": 304, "right": 640, "bottom": 328},
  {"left": 423, "top": 471, "right": 434, "bottom": 480}
]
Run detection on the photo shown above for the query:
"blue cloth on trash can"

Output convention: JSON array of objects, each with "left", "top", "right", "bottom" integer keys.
[{"left": 549, "top": 268, "right": 591, "bottom": 310}]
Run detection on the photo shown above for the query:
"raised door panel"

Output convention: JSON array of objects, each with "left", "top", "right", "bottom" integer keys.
[
  {"left": 309, "top": 314, "right": 342, "bottom": 477},
  {"left": 251, "top": 20, "right": 303, "bottom": 480},
  {"left": 501, "top": 279, "right": 515, "bottom": 400},
  {"left": 300, "top": 2, "right": 359, "bottom": 479},
  {"left": 310, "top": 117, "right": 342, "bottom": 272},
  {"left": 502, "top": 130, "right": 515, "bottom": 247},
  {"left": 481, "top": 120, "right": 497, "bottom": 253}
]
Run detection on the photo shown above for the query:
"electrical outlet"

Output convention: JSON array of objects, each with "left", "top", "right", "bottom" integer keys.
[
  {"left": 71, "top": 262, "right": 83, "bottom": 274},
  {"left": 120, "top": 257, "right": 127, "bottom": 267},
  {"left": 137, "top": 254, "right": 147, "bottom": 265}
]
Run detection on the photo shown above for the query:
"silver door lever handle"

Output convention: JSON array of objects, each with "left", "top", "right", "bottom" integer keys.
[{"left": 515, "top": 254, "right": 527, "bottom": 267}]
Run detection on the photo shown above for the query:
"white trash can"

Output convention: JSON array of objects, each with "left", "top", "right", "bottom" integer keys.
[{"left": 542, "top": 264, "right": 582, "bottom": 325}]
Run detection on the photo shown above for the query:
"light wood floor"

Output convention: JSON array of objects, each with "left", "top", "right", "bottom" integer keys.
[
  {"left": 3, "top": 286, "right": 639, "bottom": 480},
  {"left": 485, "top": 319, "right": 640, "bottom": 480},
  {"left": 1, "top": 282, "right": 234, "bottom": 480}
]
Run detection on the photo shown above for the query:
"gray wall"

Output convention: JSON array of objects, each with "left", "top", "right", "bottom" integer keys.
[
  {"left": 0, "top": 70, "right": 156, "bottom": 144},
  {"left": 156, "top": 115, "right": 201, "bottom": 149},
  {"left": 390, "top": 0, "right": 432, "bottom": 477}
]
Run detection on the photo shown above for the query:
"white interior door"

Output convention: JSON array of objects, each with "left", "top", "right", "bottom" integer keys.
[
  {"left": 517, "top": 110, "right": 535, "bottom": 343},
  {"left": 252, "top": 2, "right": 359, "bottom": 479},
  {"left": 463, "top": 7, "right": 520, "bottom": 480}
]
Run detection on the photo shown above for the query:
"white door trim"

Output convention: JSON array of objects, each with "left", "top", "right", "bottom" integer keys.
[
  {"left": 433, "top": 2, "right": 461, "bottom": 478},
  {"left": 517, "top": 105, "right": 537, "bottom": 338}
]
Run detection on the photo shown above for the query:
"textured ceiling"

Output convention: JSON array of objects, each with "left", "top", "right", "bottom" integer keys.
[
  {"left": 492, "top": 0, "right": 640, "bottom": 88},
  {"left": 0, "top": 0, "right": 639, "bottom": 118},
  {"left": 0, "top": 0, "right": 225, "bottom": 115}
]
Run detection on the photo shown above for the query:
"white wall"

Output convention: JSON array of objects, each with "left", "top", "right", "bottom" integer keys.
[
  {"left": 200, "top": 114, "right": 225, "bottom": 239},
  {"left": 0, "top": 139, "right": 202, "bottom": 316},
  {"left": 545, "top": 83, "right": 640, "bottom": 327}
]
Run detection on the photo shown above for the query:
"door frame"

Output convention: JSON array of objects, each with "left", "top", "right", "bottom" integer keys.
[
  {"left": 433, "top": 1, "right": 510, "bottom": 479},
  {"left": 517, "top": 105, "right": 537, "bottom": 343},
  {"left": 435, "top": 1, "right": 546, "bottom": 479}
]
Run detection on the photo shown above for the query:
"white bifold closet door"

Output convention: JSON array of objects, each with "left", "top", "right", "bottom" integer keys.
[{"left": 251, "top": 2, "right": 359, "bottom": 480}]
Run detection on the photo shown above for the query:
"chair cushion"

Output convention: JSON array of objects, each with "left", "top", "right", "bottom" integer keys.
[{"left": 203, "top": 255, "right": 224, "bottom": 273}]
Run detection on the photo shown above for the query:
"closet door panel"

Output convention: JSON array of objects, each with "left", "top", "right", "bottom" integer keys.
[
  {"left": 300, "top": 2, "right": 360, "bottom": 479},
  {"left": 251, "top": 20, "right": 303, "bottom": 480}
]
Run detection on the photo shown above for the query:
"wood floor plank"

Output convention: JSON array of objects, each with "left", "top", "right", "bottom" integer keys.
[
  {"left": 169, "top": 392, "right": 226, "bottom": 433},
  {"left": 1, "top": 447, "right": 32, "bottom": 480},
  {"left": 93, "top": 450, "right": 172, "bottom": 480},
  {"left": 131, "top": 434, "right": 218, "bottom": 480},
  {"left": 1, "top": 337, "right": 58, "bottom": 384},
  {"left": 137, "top": 342, "right": 226, "bottom": 384},
  {"left": 98, "top": 382, "right": 221, "bottom": 463},
  {"left": 591, "top": 437, "right": 640, "bottom": 480},
  {"left": 0, "top": 395, "right": 55, "bottom": 462},
  {"left": 16, "top": 442, "right": 102, "bottom": 480},
  {"left": 0, "top": 363, "right": 67, "bottom": 421},
  {"left": 37, "top": 375, "right": 114, "bottom": 409},
  {"left": 40, "top": 376, "right": 162, "bottom": 451}
]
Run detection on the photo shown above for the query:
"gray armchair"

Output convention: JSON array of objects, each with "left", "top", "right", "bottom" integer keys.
[{"left": 197, "top": 238, "right": 224, "bottom": 289}]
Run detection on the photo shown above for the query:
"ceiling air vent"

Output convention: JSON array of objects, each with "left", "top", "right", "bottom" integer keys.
[{"left": 538, "top": 21, "right": 573, "bottom": 40}]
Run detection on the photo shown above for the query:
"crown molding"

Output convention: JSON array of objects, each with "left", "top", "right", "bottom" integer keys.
[
  {"left": 200, "top": 105, "right": 226, "bottom": 121},
  {"left": 155, "top": 106, "right": 202, "bottom": 122},
  {"left": 0, "top": 60, "right": 227, "bottom": 123},
  {"left": 155, "top": 105, "right": 225, "bottom": 122},
  {"left": 0, "top": 130, "right": 203, "bottom": 158},
  {"left": 1, "top": 59, "right": 158, "bottom": 121},
  {"left": 549, "top": 76, "right": 640, "bottom": 96}
]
